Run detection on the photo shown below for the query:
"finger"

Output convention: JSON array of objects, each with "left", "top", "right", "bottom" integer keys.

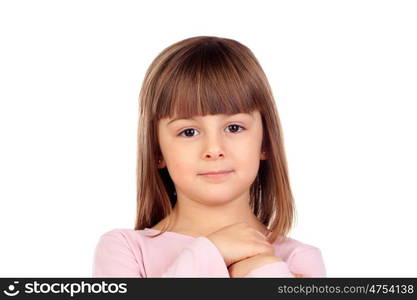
[
  {"left": 256, "top": 245, "right": 273, "bottom": 256},
  {"left": 257, "top": 242, "right": 275, "bottom": 254},
  {"left": 253, "top": 229, "right": 268, "bottom": 240}
]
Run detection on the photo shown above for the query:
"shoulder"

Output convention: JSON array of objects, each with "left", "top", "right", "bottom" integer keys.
[
  {"left": 93, "top": 228, "right": 148, "bottom": 277},
  {"left": 273, "top": 236, "right": 322, "bottom": 260},
  {"left": 94, "top": 228, "right": 160, "bottom": 257},
  {"left": 273, "top": 236, "right": 326, "bottom": 277},
  {"left": 97, "top": 228, "right": 142, "bottom": 242},
  {"left": 95, "top": 228, "right": 141, "bottom": 249}
]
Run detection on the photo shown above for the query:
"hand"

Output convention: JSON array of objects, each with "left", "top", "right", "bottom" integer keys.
[
  {"left": 206, "top": 222, "right": 274, "bottom": 267},
  {"left": 228, "top": 253, "right": 282, "bottom": 278},
  {"left": 228, "top": 254, "right": 305, "bottom": 278}
]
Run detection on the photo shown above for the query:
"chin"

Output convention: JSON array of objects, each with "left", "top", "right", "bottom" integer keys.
[{"left": 199, "top": 194, "right": 238, "bottom": 205}]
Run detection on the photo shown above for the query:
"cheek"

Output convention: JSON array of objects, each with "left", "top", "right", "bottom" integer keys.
[
  {"left": 165, "top": 144, "right": 193, "bottom": 165},
  {"left": 165, "top": 155, "right": 196, "bottom": 182},
  {"left": 235, "top": 156, "right": 261, "bottom": 182},
  {"left": 234, "top": 138, "right": 261, "bottom": 162},
  {"left": 233, "top": 141, "right": 262, "bottom": 178}
]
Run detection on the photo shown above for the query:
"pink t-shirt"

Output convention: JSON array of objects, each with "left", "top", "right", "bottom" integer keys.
[{"left": 92, "top": 228, "right": 326, "bottom": 278}]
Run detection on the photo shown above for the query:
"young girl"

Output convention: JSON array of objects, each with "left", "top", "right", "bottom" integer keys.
[{"left": 92, "top": 36, "right": 326, "bottom": 278}]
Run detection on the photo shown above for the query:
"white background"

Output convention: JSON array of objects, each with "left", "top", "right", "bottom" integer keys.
[{"left": 0, "top": 0, "right": 416, "bottom": 277}]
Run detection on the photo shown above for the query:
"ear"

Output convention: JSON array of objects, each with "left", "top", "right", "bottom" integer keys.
[
  {"left": 260, "top": 151, "right": 268, "bottom": 160},
  {"left": 157, "top": 157, "right": 166, "bottom": 169}
]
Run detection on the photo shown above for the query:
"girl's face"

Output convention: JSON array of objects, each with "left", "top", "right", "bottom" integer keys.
[{"left": 157, "top": 109, "right": 267, "bottom": 205}]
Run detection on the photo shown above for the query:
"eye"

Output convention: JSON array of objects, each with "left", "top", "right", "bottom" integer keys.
[
  {"left": 179, "top": 128, "right": 198, "bottom": 137},
  {"left": 226, "top": 124, "right": 245, "bottom": 133},
  {"left": 178, "top": 124, "right": 246, "bottom": 137}
]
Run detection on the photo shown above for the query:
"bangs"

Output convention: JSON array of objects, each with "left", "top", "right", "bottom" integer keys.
[{"left": 152, "top": 39, "right": 264, "bottom": 120}]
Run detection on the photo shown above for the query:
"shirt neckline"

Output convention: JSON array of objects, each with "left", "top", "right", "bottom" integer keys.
[{"left": 143, "top": 228, "right": 198, "bottom": 239}]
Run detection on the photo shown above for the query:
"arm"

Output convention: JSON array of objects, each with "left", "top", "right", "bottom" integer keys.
[
  {"left": 93, "top": 230, "right": 229, "bottom": 277},
  {"left": 228, "top": 254, "right": 295, "bottom": 278},
  {"left": 228, "top": 247, "right": 326, "bottom": 278},
  {"left": 161, "top": 237, "right": 229, "bottom": 277},
  {"left": 93, "top": 230, "right": 145, "bottom": 277}
]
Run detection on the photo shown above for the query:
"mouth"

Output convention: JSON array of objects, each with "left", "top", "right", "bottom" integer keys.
[
  {"left": 198, "top": 170, "right": 234, "bottom": 179},
  {"left": 198, "top": 170, "right": 233, "bottom": 175}
]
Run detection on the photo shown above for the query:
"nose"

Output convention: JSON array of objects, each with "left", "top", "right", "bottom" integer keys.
[{"left": 202, "top": 132, "right": 225, "bottom": 160}]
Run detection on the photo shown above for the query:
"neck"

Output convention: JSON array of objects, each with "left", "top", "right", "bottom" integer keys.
[{"left": 154, "top": 191, "right": 269, "bottom": 238}]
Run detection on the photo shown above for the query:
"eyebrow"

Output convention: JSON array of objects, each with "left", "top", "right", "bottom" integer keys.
[
  {"left": 167, "top": 114, "right": 253, "bottom": 126},
  {"left": 167, "top": 117, "right": 196, "bottom": 126}
]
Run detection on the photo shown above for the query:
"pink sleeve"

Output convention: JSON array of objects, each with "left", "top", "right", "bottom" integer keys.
[
  {"left": 161, "top": 237, "right": 230, "bottom": 277},
  {"left": 93, "top": 231, "right": 229, "bottom": 277},
  {"left": 93, "top": 230, "right": 145, "bottom": 277},
  {"left": 244, "top": 261, "right": 295, "bottom": 277},
  {"left": 245, "top": 247, "right": 326, "bottom": 278}
]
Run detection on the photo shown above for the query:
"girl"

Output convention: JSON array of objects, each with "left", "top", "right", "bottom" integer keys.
[{"left": 93, "top": 36, "right": 326, "bottom": 278}]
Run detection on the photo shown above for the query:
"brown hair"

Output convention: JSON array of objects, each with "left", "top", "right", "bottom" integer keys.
[{"left": 134, "top": 36, "right": 296, "bottom": 243}]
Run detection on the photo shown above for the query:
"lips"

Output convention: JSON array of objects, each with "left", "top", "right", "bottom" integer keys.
[{"left": 199, "top": 170, "right": 233, "bottom": 175}]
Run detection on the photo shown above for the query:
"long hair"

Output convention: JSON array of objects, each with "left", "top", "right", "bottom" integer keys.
[{"left": 135, "top": 36, "right": 296, "bottom": 243}]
